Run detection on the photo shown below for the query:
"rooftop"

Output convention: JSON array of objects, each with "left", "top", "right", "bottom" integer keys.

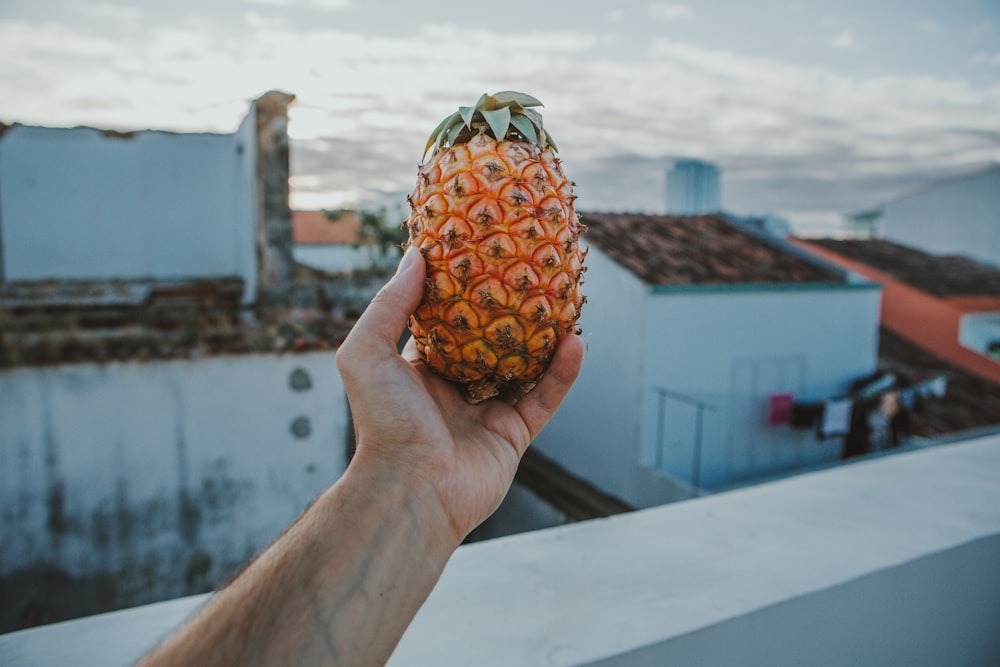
[
  {"left": 877, "top": 326, "right": 1000, "bottom": 437},
  {"left": 3, "top": 432, "right": 998, "bottom": 666},
  {"left": 807, "top": 238, "right": 1000, "bottom": 297},
  {"left": 581, "top": 213, "right": 845, "bottom": 287},
  {"left": 291, "top": 210, "right": 361, "bottom": 245},
  {"left": 0, "top": 274, "right": 384, "bottom": 369}
]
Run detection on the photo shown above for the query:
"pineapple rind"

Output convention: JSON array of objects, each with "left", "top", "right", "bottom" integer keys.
[{"left": 407, "top": 106, "right": 585, "bottom": 404}]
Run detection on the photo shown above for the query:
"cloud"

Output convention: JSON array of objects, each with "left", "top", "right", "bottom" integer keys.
[
  {"left": 830, "top": 29, "right": 861, "bottom": 51},
  {"left": 972, "top": 52, "right": 1000, "bottom": 67},
  {"left": 247, "top": 0, "right": 351, "bottom": 10},
  {"left": 78, "top": 3, "right": 143, "bottom": 30},
  {"left": 2, "top": 12, "right": 999, "bottom": 234},
  {"left": 646, "top": 3, "right": 694, "bottom": 22}
]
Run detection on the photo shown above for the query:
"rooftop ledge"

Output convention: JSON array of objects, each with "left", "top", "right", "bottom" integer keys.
[
  {"left": 649, "top": 280, "right": 880, "bottom": 295},
  {"left": 3, "top": 435, "right": 999, "bottom": 666}
]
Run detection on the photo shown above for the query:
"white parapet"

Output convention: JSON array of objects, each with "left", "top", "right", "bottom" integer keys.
[{"left": 2, "top": 433, "right": 999, "bottom": 666}]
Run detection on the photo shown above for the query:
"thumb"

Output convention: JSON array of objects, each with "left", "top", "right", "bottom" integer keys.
[{"left": 338, "top": 247, "right": 425, "bottom": 362}]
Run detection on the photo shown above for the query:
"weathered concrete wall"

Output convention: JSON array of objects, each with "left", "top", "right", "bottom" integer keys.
[
  {"left": 253, "top": 91, "right": 296, "bottom": 295},
  {"left": 0, "top": 351, "right": 349, "bottom": 633},
  {"left": 0, "top": 125, "right": 257, "bottom": 299}
]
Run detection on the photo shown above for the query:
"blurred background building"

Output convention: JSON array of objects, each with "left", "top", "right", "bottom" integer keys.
[{"left": 665, "top": 158, "right": 721, "bottom": 215}]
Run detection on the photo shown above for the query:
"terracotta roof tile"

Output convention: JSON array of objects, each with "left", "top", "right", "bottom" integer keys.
[
  {"left": 292, "top": 210, "right": 361, "bottom": 245},
  {"left": 806, "top": 239, "right": 1000, "bottom": 297},
  {"left": 581, "top": 213, "right": 844, "bottom": 286}
]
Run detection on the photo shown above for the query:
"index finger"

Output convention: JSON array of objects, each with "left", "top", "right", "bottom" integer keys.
[{"left": 515, "top": 333, "right": 585, "bottom": 441}]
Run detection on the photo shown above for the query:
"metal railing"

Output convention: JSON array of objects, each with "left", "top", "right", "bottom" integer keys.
[{"left": 652, "top": 386, "right": 716, "bottom": 492}]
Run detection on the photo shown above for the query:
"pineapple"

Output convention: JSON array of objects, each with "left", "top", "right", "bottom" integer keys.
[{"left": 405, "top": 92, "right": 586, "bottom": 403}]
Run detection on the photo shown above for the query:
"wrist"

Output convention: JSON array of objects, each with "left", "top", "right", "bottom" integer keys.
[{"left": 339, "top": 447, "right": 463, "bottom": 556}]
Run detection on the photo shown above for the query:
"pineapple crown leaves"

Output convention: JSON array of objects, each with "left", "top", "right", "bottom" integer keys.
[{"left": 423, "top": 91, "right": 559, "bottom": 160}]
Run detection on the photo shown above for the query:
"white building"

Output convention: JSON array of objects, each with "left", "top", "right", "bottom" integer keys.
[
  {"left": 291, "top": 209, "right": 402, "bottom": 274},
  {"left": 665, "top": 158, "right": 721, "bottom": 215},
  {"left": 0, "top": 92, "right": 364, "bottom": 632},
  {"left": 0, "top": 94, "right": 303, "bottom": 304},
  {"left": 533, "top": 213, "right": 882, "bottom": 505},
  {"left": 853, "top": 164, "right": 1000, "bottom": 268}
]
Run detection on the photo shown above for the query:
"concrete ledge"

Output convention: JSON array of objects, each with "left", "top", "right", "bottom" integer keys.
[{"left": 3, "top": 435, "right": 999, "bottom": 666}]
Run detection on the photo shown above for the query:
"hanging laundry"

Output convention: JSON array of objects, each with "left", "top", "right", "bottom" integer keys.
[
  {"left": 898, "top": 387, "right": 918, "bottom": 411},
  {"left": 880, "top": 391, "right": 900, "bottom": 419},
  {"left": 791, "top": 402, "right": 822, "bottom": 429},
  {"left": 926, "top": 375, "right": 948, "bottom": 398},
  {"left": 819, "top": 398, "right": 853, "bottom": 438},
  {"left": 769, "top": 393, "right": 794, "bottom": 425},
  {"left": 854, "top": 372, "right": 897, "bottom": 399},
  {"left": 867, "top": 405, "right": 892, "bottom": 451}
]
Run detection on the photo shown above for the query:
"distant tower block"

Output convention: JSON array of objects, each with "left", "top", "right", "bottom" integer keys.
[{"left": 666, "top": 159, "right": 721, "bottom": 215}]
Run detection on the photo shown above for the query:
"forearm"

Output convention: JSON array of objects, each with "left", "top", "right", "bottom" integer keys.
[{"left": 138, "top": 459, "right": 457, "bottom": 666}]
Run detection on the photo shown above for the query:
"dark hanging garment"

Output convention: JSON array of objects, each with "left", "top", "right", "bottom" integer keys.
[
  {"left": 841, "top": 400, "right": 871, "bottom": 459},
  {"left": 790, "top": 402, "right": 822, "bottom": 429}
]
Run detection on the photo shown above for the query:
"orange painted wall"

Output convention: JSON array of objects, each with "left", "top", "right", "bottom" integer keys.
[{"left": 790, "top": 238, "right": 1000, "bottom": 385}]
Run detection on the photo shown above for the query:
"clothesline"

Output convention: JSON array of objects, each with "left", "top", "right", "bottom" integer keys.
[{"left": 769, "top": 371, "right": 948, "bottom": 451}]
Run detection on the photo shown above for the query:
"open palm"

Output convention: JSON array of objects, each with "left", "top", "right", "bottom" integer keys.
[{"left": 336, "top": 248, "right": 585, "bottom": 543}]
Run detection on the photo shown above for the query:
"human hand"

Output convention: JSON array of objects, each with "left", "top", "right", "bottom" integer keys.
[{"left": 336, "top": 246, "right": 585, "bottom": 546}]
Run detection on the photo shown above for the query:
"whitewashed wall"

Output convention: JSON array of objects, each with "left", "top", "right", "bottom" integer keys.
[
  {"left": 959, "top": 311, "right": 1000, "bottom": 357},
  {"left": 0, "top": 121, "right": 258, "bottom": 301},
  {"left": 535, "top": 244, "right": 882, "bottom": 505},
  {"left": 0, "top": 351, "right": 348, "bottom": 631},
  {"left": 880, "top": 167, "right": 1000, "bottom": 268},
  {"left": 292, "top": 244, "right": 400, "bottom": 274},
  {"left": 533, "top": 246, "right": 694, "bottom": 510},
  {"left": 641, "top": 284, "right": 882, "bottom": 489}
]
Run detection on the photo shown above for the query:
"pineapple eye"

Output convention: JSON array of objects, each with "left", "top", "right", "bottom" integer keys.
[
  {"left": 485, "top": 316, "right": 524, "bottom": 350},
  {"left": 450, "top": 172, "right": 478, "bottom": 197},
  {"left": 471, "top": 277, "right": 509, "bottom": 310},
  {"left": 509, "top": 190, "right": 529, "bottom": 206},
  {"left": 503, "top": 262, "right": 541, "bottom": 292},
  {"left": 479, "top": 233, "right": 516, "bottom": 260},
  {"left": 427, "top": 326, "right": 458, "bottom": 353},
  {"left": 421, "top": 193, "right": 448, "bottom": 218},
  {"left": 445, "top": 302, "right": 480, "bottom": 330},
  {"left": 476, "top": 288, "right": 500, "bottom": 309},
  {"left": 483, "top": 160, "right": 506, "bottom": 180}
]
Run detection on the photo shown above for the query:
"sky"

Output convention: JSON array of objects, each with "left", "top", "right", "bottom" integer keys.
[{"left": 2, "top": 0, "right": 999, "bottom": 235}]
